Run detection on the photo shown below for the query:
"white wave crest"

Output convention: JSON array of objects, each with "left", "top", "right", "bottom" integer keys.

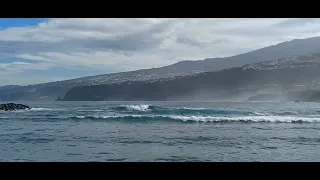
[
  {"left": 72, "top": 114, "right": 141, "bottom": 119},
  {"left": 168, "top": 115, "right": 320, "bottom": 123},
  {"left": 30, "top": 108, "right": 55, "bottom": 111},
  {"left": 97, "top": 114, "right": 144, "bottom": 119},
  {"left": 122, "top": 105, "right": 150, "bottom": 111},
  {"left": 93, "top": 115, "right": 122, "bottom": 119},
  {"left": 180, "top": 107, "right": 207, "bottom": 110},
  {"left": 250, "top": 112, "right": 269, "bottom": 116},
  {"left": 77, "top": 109, "right": 104, "bottom": 112},
  {"left": 1, "top": 108, "right": 55, "bottom": 112},
  {"left": 71, "top": 114, "right": 320, "bottom": 123}
]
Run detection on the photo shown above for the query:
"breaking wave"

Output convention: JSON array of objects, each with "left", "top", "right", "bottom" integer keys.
[
  {"left": 6, "top": 104, "right": 303, "bottom": 117},
  {"left": 0, "top": 108, "right": 57, "bottom": 112},
  {"left": 111, "top": 105, "right": 158, "bottom": 112},
  {"left": 109, "top": 105, "right": 309, "bottom": 117},
  {"left": 64, "top": 114, "right": 320, "bottom": 123},
  {"left": 166, "top": 115, "right": 320, "bottom": 123},
  {"left": 3, "top": 103, "right": 318, "bottom": 124},
  {"left": 175, "top": 107, "right": 251, "bottom": 115},
  {"left": 110, "top": 105, "right": 252, "bottom": 115},
  {"left": 77, "top": 109, "right": 104, "bottom": 112}
]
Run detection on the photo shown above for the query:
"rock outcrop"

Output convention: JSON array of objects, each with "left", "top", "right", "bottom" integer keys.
[
  {"left": 55, "top": 96, "right": 62, "bottom": 101},
  {"left": 0, "top": 103, "right": 30, "bottom": 111}
]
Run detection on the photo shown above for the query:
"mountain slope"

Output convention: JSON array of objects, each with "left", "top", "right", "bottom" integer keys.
[
  {"left": 158, "top": 36, "right": 320, "bottom": 73},
  {"left": 63, "top": 52, "right": 320, "bottom": 102},
  {"left": 0, "top": 85, "right": 21, "bottom": 91},
  {"left": 3, "top": 36, "right": 320, "bottom": 101},
  {"left": 0, "top": 70, "right": 194, "bottom": 101}
]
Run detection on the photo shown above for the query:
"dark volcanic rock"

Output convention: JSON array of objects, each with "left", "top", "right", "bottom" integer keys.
[
  {"left": 55, "top": 96, "right": 62, "bottom": 101},
  {"left": 0, "top": 103, "right": 30, "bottom": 111}
]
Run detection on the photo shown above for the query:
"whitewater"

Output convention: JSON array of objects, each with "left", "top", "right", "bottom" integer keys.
[{"left": 1, "top": 101, "right": 320, "bottom": 161}]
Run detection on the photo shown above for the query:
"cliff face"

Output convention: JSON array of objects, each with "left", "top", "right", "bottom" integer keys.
[
  {"left": 0, "top": 86, "right": 72, "bottom": 101},
  {"left": 62, "top": 66, "right": 320, "bottom": 101}
]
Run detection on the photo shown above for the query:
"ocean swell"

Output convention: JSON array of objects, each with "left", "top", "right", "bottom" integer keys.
[
  {"left": 66, "top": 114, "right": 320, "bottom": 123},
  {"left": 111, "top": 105, "right": 158, "bottom": 112},
  {"left": 110, "top": 105, "right": 253, "bottom": 115}
]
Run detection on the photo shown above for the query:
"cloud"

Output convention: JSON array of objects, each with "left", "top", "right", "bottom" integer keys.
[
  {"left": 0, "top": 61, "right": 54, "bottom": 73},
  {"left": 2, "top": 18, "right": 320, "bottom": 85},
  {"left": 274, "top": 18, "right": 320, "bottom": 28},
  {"left": 0, "top": 61, "right": 56, "bottom": 85}
]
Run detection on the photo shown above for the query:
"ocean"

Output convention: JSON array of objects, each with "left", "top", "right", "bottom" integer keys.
[{"left": 1, "top": 101, "right": 320, "bottom": 162}]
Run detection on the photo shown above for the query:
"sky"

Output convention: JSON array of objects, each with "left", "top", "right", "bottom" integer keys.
[{"left": 1, "top": 18, "right": 320, "bottom": 86}]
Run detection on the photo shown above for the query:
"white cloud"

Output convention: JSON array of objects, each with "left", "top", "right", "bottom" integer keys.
[
  {"left": 2, "top": 18, "right": 320, "bottom": 85},
  {"left": 0, "top": 61, "right": 54, "bottom": 73},
  {"left": 0, "top": 62, "right": 57, "bottom": 85}
]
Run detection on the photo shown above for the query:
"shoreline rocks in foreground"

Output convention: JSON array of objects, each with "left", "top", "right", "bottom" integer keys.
[{"left": 0, "top": 103, "right": 31, "bottom": 111}]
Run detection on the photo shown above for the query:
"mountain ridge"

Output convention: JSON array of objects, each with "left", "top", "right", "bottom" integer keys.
[
  {"left": 3, "top": 36, "right": 320, "bottom": 101},
  {"left": 62, "top": 52, "right": 320, "bottom": 102}
]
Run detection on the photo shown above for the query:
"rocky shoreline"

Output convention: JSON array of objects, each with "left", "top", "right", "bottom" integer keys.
[{"left": 0, "top": 103, "right": 30, "bottom": 111}]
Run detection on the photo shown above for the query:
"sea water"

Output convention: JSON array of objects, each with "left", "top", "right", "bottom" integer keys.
[{"left": 1, "top": 101, "right": 320, "bottom": 162}]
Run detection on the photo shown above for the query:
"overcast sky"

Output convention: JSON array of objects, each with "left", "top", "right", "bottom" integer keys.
[{"left": 1, "top": 18, "right": 320, "bottom": 86}]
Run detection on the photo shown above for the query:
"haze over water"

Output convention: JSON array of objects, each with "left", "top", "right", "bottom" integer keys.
[{"left": 1, "top": 101, "right": 320, "bottom": 162}]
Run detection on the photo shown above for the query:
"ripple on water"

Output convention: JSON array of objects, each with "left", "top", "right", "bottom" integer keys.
[
  {"left": 96, "top": 152, "right": 112, "bottom": 155},
  {"left": 155, "top": 156, "right": 200, "bottom": 162},
  {"left": 16, "top": 137, "right": 55, "bottom": 144},
  {"left": 67, "top": 144, "right": 78, "bottom": 147},
  {"left": 271, "top": 136, "right": 320, "bottom": 145},
  {"left": 104, "top": 158, "right": 127, "bottom": 162},
  {"left": 117, "top": 140, "right": 160, "bottom": 145},
  {"left": 66, "top": 153, "right": 84, "bottom": 156}
]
